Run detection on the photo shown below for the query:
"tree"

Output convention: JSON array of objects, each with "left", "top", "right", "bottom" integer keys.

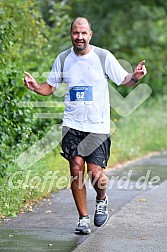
[
  {"left": 69, "top": 0, "right": 167, "bottom": 95},
  {"left": 0, "top": 0, "right": 48, "bottom": 176}
]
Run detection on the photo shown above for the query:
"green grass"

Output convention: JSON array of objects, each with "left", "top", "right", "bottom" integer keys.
[
  {"left": 109, "top": 95, "right": 167, "bottom": 166},
  {"left": 0, "top": 95, "right": 167, "bottom": 218},
  {"left": 0, "top": 152, "right": 69, "bottom": 218}
]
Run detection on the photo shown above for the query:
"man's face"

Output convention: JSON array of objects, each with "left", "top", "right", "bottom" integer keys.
[{"left": 70, "top": 21, "right": 92, "bottom": 54}]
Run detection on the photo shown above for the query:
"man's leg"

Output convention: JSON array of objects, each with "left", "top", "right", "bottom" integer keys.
[
  {"left": 87, "top": 163, "right": 109, "bottom": 227},
  {"left": 70, "top": 156, "right": 91, "bottom": 234},
  {"left": 87, "top": 163, "right": 107, "bottom": 200},
  {"left": 69, "top": 156, "right": 88, "bottom": 217},
  {"left": 61, "top": 127, "right": 91, "bottom": 234}
]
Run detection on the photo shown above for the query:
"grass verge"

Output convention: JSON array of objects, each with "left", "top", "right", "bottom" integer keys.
[{"left": 109, "top": 94, "right": 167, "bottom": 166}]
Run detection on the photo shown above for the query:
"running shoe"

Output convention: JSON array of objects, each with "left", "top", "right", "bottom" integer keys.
[
  {"left": 75, "top": 216, "right": 91, "bottom": 235},
  {"left": 94, "top": 195, "right": 109, "bottom": 227}
]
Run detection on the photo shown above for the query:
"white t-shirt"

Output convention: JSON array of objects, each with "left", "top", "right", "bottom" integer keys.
[{"left": 46, "top": 46, "right": 128, "bottom": 134}]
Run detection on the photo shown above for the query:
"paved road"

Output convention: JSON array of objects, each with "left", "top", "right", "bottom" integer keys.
[
  {"left": 73, "top": 175, "right": 167, "bottom": 252},
  {"left": 0, "top": 151, "right": 167, "bottom": 251}
]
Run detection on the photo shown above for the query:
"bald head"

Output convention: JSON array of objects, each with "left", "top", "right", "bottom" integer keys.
[
  {"left": 70, "top": 17, "right": 92, "bottom": 32},
  {"left": 70, "top": 17, "right": 93, "bottom": 55}
]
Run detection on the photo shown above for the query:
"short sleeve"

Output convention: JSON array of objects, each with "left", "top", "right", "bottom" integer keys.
[
  {"left": 105, "top": 52, "right": 129, "bottom": 85},
  {"left": 46, "top": 56, "right": 62, "bottom": 88}
]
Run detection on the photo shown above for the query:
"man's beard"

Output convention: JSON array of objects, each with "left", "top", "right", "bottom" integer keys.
[{"left": 74, "top": 42, "right": 87, "bottom": 51}]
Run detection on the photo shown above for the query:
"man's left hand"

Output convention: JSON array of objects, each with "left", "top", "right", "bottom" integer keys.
[{"left": 133, "top": 60, "right": 147, "bottom": 81}]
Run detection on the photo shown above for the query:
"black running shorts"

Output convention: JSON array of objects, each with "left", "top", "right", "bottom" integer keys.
[{"left": 61, "top": 126, "right": 111, "bottom": 168}]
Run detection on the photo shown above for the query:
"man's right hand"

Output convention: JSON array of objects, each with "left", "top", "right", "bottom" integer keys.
[{"left": 24, "top": 71, "right": 39, "bottom": 91}]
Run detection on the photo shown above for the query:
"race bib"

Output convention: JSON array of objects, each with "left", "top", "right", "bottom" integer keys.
[{"left": 70, "top": 86, "right": 93, "bottom": 103}]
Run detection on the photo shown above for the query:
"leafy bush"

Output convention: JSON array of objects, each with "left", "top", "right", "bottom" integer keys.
[{"left": 0, "top": 0, "right": 72, "bottom": 177}]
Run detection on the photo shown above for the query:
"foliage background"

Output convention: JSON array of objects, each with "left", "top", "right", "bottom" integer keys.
[{"left": 0, "top": 0, "right": 167, "bottom": 216}]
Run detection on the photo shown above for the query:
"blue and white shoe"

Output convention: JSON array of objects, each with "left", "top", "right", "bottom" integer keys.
[
  {"left": 75, "top": 216, "right": 91, "bottom": 235},
  {"left": 94, "top": 195, "right": 109, "bottom": 227}
]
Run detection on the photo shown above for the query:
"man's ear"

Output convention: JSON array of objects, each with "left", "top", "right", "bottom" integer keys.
[{"left": 89, "top": 31, "right": 93, "bottom": 41}]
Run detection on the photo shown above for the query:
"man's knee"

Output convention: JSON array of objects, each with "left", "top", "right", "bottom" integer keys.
[
  {"left": 88, "top": 165, "right": 107, "bottom": 188},
  {"left": 69, "top": 156, "right": 85, "bottom": 178}
]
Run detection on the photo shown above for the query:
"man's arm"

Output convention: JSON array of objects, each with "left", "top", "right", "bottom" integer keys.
[
  {"left": 122, "top": 60, "right": 147, "bottom": 86},
  {"left": 24, "top": 71, "right": 55, "bottom": 96}
]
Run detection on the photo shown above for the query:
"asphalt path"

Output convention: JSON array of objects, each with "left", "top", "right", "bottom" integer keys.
[{"left": 0, "top": 151, "right": 167, "bottom": 252}]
